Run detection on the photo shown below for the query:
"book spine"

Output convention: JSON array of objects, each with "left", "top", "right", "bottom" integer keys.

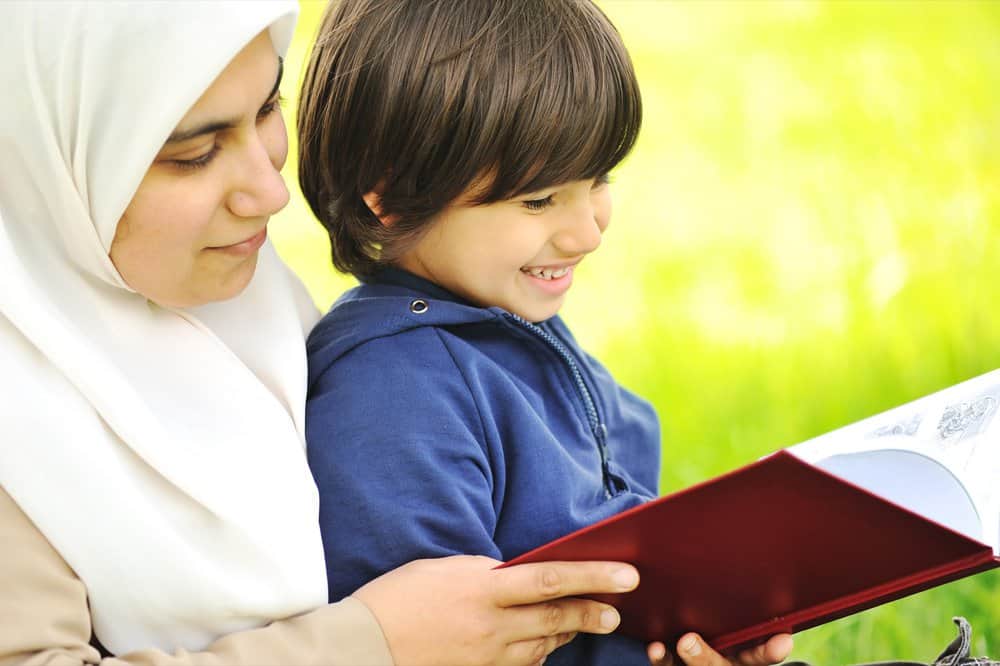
[{"left": 711, "top": 552, "right": 1000, "bottom": 655}]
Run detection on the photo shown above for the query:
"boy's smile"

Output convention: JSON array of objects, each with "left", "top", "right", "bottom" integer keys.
[
  {"left": 519, "top": 260, "right": 579, "bottom": 298},
  {"left": 397, "top": 177, "right": 610, "bottom": 322},
  {"left": 520, "top": 260, "right": 577, "bottom": 280}
]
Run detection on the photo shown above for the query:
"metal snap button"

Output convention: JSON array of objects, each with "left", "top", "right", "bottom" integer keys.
[{"left": 409, "top": 299, "right": 429, "bottom": 314}]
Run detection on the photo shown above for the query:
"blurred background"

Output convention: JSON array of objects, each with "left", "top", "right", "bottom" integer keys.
[{"left": 272, "top": 1, "right": 1000, "bottom": 661}]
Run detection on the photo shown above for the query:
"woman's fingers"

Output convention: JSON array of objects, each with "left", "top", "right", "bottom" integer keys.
[
  {"left": 353, "top": 556, "right": 639, "bottom": 666},
  {"left": 491, "top": 560, "right": 639, "bottom": 606},
  {"left": 502, "top": 632, "right": 577, "bottom": 666},
  {"left": 502, "top": 597, "right": 621, "bottom": 641},
  {"left": 501, "top": 636, "right": 557, "bottom": 666}
]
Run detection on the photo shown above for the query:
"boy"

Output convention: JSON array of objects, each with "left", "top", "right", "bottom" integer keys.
[{"left": 299, "top": 1, "right": 657, "bottom": 663}]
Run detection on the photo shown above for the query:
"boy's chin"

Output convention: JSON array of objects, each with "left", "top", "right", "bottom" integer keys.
[{"left": 508, "top": 301, "right": 563, "bottom": 324}]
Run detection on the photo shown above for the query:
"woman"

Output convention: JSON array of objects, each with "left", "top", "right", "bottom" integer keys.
[
  {"left": 0, "top": 2, "right": 791, "bottom": 665},
  {"left": 0, "top": 2, "right": 636, "bottom": 664}
]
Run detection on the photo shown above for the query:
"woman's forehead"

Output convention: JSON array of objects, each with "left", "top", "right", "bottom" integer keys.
[{"left": 170, "top": 31, "right": 280, "bottom": 140}]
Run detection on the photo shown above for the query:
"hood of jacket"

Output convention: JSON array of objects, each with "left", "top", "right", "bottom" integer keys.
[{"left": 307, "top": 269, "right": 511, "bottom": 386}]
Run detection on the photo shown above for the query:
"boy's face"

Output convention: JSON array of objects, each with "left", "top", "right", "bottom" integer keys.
[{"left": 397, "top": 176, "right": 611, "bottom": 322}]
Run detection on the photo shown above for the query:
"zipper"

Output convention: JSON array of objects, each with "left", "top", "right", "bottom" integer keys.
[{"left": 504, "top": 313, "right": 617, "bottom": 499}]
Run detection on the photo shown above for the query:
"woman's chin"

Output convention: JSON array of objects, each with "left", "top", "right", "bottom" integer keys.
[{"left": 147, "top": 256, "right": 261, "bottom": 309}]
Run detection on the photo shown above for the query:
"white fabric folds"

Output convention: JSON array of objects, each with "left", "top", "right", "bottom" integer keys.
[{"left": 0, "top": 1, "right": 328, "bottom": 655}]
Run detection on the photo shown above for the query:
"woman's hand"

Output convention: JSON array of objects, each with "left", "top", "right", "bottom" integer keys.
[
  {"left": 352, "top": 554, "right": 639, "bottom": 666},
  {"left": 647, "top": 633, "right": 794, "bottom": 666}
]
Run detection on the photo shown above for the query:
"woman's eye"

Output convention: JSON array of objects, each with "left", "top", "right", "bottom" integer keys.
[
  {"left": 170, "top": 144, "right": 220, "bottom": 171},
  {"left": 258, "top": 94, "right": 284, "bottom": 120},
  {"left": 523, "top": 194, "right": 555, "bottom": 211}
]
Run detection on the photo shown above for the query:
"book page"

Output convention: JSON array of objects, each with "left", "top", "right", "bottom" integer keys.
[{"left": 786, "top": 369, "right": 1000, "bottom": 553}]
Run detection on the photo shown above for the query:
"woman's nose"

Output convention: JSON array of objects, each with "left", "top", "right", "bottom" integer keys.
[{"left": 227, "top": 136, "right": 290, "bottom": 219}]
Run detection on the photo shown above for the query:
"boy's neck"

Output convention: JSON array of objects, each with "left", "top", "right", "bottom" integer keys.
[{"left": 364, "top": 265, "right": 466, "bottom": 304}]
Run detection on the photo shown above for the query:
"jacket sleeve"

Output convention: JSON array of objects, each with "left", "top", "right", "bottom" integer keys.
[
  {"left": 307, "top": 328, "right": 504, "bottom": 603},
  {"left": 0, "top": 485, "right": 394, "bottom": 666}
]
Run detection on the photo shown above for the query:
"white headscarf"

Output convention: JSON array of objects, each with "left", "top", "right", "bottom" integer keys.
[{"left": 0, "top": 1, "right": 329, "bottom": 655}]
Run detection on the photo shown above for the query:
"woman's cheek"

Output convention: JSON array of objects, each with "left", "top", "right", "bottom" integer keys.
[{"left": 265, "top": 112, "right": 289, "bottom": 171}]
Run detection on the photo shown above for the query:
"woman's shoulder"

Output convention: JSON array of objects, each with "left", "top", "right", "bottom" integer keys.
[
  {"left": 0, "top": 484, "right": 394, "bottom": 666},
  {"left": 0, "top": 483, "right": 101, "bottom": 666}
]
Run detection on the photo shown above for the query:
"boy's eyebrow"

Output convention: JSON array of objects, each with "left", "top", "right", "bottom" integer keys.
[{"left": 165, "top": 57, "right": 284, "bottom": 144}]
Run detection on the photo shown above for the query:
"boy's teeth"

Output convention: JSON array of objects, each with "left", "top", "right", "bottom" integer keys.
[{"left": 523, "top": 266, "right": 570, "bottom": 280}]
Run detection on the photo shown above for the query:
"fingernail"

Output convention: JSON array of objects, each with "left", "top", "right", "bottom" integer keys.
[
  {"left": 613, "top": 567, "right": 639, "bottom": 590},
  {"left": 600, "top": 608, "right": 620, "bottom": 629},
  {"left": 680, "top": 635, "right": 701, "bottom": 656}
]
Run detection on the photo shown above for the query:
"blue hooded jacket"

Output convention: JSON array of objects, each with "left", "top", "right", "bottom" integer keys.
[{"left": 306, "top": 268, "right": 661, "bottom": 665}]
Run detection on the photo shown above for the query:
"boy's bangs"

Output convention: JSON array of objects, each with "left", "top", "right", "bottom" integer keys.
[{"left": 475, "top": 4, "right": 642, "bottom": 203}]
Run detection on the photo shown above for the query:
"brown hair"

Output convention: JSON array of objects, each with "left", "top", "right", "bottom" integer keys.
[{"left": 298, "top": 0, "right": 642, "bottom": 278}]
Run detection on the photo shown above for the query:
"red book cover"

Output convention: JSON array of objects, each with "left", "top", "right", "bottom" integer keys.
[{"left": 502, "top": 449, "right": 1000, "bottom": 654}]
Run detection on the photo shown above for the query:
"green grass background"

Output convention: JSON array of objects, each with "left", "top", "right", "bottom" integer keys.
[{"left": 271, "top": 1, "right": 1000, "bottom": 662}]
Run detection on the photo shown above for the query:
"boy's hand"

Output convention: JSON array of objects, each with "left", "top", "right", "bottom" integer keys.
[{"left": 647, "top": 633, "right": 793, "bottom": 666}]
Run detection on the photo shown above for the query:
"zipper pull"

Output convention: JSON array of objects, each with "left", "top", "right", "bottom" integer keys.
[
  {"left": 595, "top": 422, "right": 608, "bottom": 446},
  {"left": 596, "top": 423, "right": 616, "bottom": 498}
]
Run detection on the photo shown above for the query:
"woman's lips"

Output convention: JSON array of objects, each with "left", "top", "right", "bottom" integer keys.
[{"left": 208, "top": 227, "right": 268, "bottom": 256}]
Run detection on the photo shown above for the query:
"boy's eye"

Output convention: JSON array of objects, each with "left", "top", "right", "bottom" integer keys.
[{"left": 522, "top": 194, "right": 555, "bottom": 211}]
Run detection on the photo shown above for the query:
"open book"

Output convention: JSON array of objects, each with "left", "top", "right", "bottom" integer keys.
[{"left": 503, "top": 369, "right": 1000, "bottom": 654}]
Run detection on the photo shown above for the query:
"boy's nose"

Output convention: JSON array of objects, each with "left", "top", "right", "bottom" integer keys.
[{"left": 554, "top": 206, "right": 605, "bottom": 256}]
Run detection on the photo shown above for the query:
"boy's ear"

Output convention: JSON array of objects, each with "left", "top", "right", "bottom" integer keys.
[{"left": 362, "top": 190, "right": 399, "bottom": 227}]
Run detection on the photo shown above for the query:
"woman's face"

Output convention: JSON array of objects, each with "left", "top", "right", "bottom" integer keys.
[{"left": 110, "top": 32, "right": 289, "bottom": 308}]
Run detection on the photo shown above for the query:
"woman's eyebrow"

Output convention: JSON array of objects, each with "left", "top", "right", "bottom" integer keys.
[
  {"left": 267, "top": 56, "right": 284, "bottom": 105},
  {"left": 166, "top": 119, "right": 238, "bottom": 144},
  {"left": 166, "top": 57, "right": 284, "bottom": 145}
]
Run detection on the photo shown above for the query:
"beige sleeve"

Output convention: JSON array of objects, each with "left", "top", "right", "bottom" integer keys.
[{"left": 0, "top": 486, "right": 394, "bottom": 666}]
